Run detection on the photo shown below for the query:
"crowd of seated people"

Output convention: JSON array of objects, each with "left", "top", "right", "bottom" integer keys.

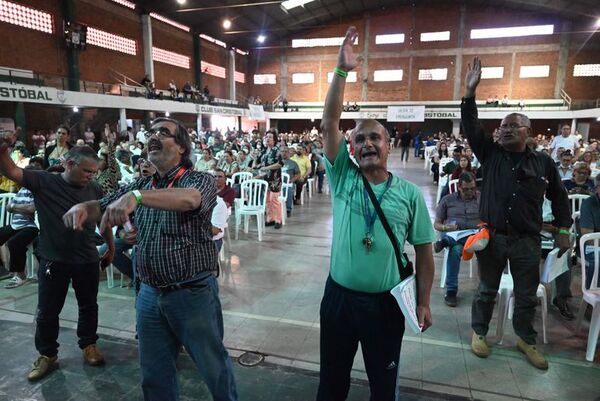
[
  {"left": 140, "top": 75, "right": 211, "bottom": 103},
  {"left": 416, "top": 123, "right": 598, "bottom": 324},
  {"left": 0, "top": 122, "right": 328, "bottom": 285}
]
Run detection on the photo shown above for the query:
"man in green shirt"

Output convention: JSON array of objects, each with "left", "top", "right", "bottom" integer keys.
[{"left": 317, "top": 26, "right": 436, "bottom": 401}]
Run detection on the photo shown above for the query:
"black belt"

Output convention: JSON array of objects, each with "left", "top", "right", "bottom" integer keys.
[{"left": 156, "top": 276, "right": 209, "bottom": 293}]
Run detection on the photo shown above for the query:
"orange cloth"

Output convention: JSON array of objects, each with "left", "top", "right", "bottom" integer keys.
[
  {"left": 266, "top": 190, "right": 282, "bottom": 224},
  {"left": 462, "top": 227, "right": 490, "bottom": 261}
]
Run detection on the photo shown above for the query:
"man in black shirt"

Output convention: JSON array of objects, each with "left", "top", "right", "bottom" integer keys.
[
  {"left": 0, "top": 138, "right": 114, "bottom": 381},
  {"left": 63, "top": 118, "right": 237, "bottom": 401},
  {"left": 461, "top": 57, "right": 571, "bottom": 370},
  {"left": 399, "top": 129, "right": 412, "bottom": 164}
]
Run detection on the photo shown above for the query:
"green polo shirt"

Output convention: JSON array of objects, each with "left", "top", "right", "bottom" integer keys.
[{"left": 325, "top": 141, "right": 436, "bottom": 293}]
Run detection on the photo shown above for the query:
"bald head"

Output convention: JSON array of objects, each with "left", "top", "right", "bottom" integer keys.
[{"left": 351, "top": 119, "right": 390, "bottom": 143}]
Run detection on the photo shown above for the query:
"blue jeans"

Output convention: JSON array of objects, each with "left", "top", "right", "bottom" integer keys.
[
  {"left": 316, "top": 170, "right": 325, "bottom": 192},
  {"left": 442, "top": 234, "right": 467, "bottom": 293},
  {"left": 99, "top": 237, "right": 134, "bottom": 279},
  {"left": 136, "top": 276, "right": 238, "bottom": 401}
]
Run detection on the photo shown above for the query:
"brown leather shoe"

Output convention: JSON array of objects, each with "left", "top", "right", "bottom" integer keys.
[
  {"left": 471, "top": 332, "right": 490, "bottom": 358},
  {"left": 27, "top": 355, "right": 58, "bottom": 381},
  {"left": 517, "top": 339, "right": 548, "bottom": 370},
  {"left": 83, "top": 344, "right": 105, "bottom": 366}
]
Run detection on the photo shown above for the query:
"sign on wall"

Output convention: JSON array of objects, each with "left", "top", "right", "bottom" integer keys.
[
  {"left": 387, "top": 106, "right": 425, "bottom": 122},
  {"left": 0, "top": 83, "right": 248, "bottom": 117},
  {"left": 248, "top": 104, "right": 266, "bottom": 121}
]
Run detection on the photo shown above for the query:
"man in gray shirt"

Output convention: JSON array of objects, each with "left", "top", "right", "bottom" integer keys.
[{"left": 434, "top": 173, "right": 480, "bottom": 306}]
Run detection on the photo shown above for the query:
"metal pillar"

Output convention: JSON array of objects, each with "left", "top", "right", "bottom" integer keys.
[
  {"left": 141, "top": 15, "right": 154, "bottom": 81},
  {"left": 228, "top": 49, "right": 236, "bottom": 101},
  {"left": 62, "top": 0, "right": 80, "bottom": 91},
  {"left": 193, "top": 33, "right": 202, "bottom": 89},
  {"left": 119, "top": 109, "right": 128, "bottom": 133}
]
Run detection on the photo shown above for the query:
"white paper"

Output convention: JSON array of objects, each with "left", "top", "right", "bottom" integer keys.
[
  {"left": 541, "top": 248, "right": 570, "bottom": 284},
  {"left": 445, "top": 229, "right": 478, "bottom": 242},
  {"left": 390, "top": 275, "right": 422, "bottom": 334}
]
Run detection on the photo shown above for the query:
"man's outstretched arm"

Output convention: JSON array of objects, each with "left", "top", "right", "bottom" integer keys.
[{"left": 321, "top": 26, "right": 363, "bottom": 163}]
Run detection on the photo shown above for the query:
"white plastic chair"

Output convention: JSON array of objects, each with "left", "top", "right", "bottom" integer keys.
[
  {"left": 424, "top": 146, "right": 437, "bottom": 172},
  {"left": 496, "top": 265, "right": 548, "bottom": 345},
  {"left": 568, "top": 194, "right": 589, "bottom": 214},
  {"left": 436, "top": 175, "right": 448, "bottom": 204},
  {"left": 448, "top": 178, "right": 459, "bottom": 194},
  {"left": 231, "top": 171, "right": 253, "bottom": 186},
  {"left": 235, "top": 179, "right": 268, "bottom": 241},
  {"left": 0, "top": 193, "right": 16, "bottom": 227},
  {"left": 307, "top": 177, "right": 315, "bottom": 198},
  {"left": 576, "top": 233, "right": 600, "bottom": 361},
  {"left": 440, "top": 247, "right": 473, "bottom": 288},
  {"left": 279, "top": 173, "right": 291, "bottom": 226}
]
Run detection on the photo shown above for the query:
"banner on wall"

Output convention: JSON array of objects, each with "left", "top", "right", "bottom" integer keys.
[
  {"left": 248, "top": 104, "right": 266, "bottom": 121},
  {"left": 387, "top": 106, "right": 425, "bottom": 122}
]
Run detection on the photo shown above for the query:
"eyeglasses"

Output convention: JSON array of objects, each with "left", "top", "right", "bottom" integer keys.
[
  {"left": 499, "top": 123, "right": 529, "bottom": 131},
  {"left": 145, "top": 127, "right": 176, "bottom": 140},
  {"left": 57, "top": 130, "right": 68, "bottom": 135}
]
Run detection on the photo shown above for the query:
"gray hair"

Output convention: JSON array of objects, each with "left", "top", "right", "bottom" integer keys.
[{"left": 63, "top": 146, "right": 100, "bottom": 164}]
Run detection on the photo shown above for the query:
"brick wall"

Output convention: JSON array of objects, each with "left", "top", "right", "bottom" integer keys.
[
  {"left": 0, "top": 0, "right": 66, "bottom": 77},
  {"left": 248, "top": 4, "right": 600, "bottom": 102},
  {"left": 152, "top": 20, "right": 193, "bottom": 90},
  {"left": 76, "top": 0, "right": 144, "bottom": 85}
]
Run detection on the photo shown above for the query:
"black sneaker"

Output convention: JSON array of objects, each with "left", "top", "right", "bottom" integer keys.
[
  {"left": 286, "top": 210, "right": 291, "bottom": 218},
  {"left": 265, "top": 221, "right": 275, "bottom": 227},
  {"left": 445, "top": 292, "right": 457, "bottom": 307},
  {"left": 274, "top": 223, "right": 282, "bottom": 229},
  {"left": 434, "top": 239, "right": 447, "bottom": 254},
  {"left": 552, "top": 298, "right": 575, "bottom": 321}
]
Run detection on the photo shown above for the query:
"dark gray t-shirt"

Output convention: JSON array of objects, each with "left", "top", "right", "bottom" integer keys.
[
  {"left": 22, "top": 170, "right": 103, "bottom": 264},
  {"left": 282, "top": 159, "right": 300, "bottom": 177}
]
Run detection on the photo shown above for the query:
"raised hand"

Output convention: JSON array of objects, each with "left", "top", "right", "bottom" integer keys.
[
  {"left": 337, "top": 26, "right": 363, "bottom": 72},
  {"left": 465, "top": 56, "right": 482, "bottom": 98},
  {"left": 0, "top": 130, "right": 17, "bottom": 152}
]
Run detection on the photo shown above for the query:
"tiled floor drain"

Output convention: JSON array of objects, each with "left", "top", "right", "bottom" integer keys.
[{"left": 238, "top": 351, "right": 265, "bottom": 367}]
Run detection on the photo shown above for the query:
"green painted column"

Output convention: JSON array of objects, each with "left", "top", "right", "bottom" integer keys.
[
  {"left": 15, "top": 102, "right": 26, "bottom": 142},
  {"left": 193, "top": 33, "right": 202, "bottom": 89},
  {"left": 63, "top": 0, "right": 80, "bottom": 91}
]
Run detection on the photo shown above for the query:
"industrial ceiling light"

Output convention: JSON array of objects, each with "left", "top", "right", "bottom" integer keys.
[
  {"left": 596, "top": 18, "right": 600, "bottom": 28},
  {"left": 72, "top": 106, "right": 79, "bottom": 112},
  {"left": 281, "top": 0, "right": 314, "bottom": 10},
  {"left": 257, "top": 34, "right": 266, "bottom": 43},
  {"left": 176, "top": 0, "right": 186, "bottom": 5},
  {"left": 223, "top": 19, "right": 232, "bottom": 29},
  {"left": 165, "top": 111, "right": 170, "bottom": 117}
]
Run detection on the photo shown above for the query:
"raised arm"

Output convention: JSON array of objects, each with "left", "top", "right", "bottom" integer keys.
[
  {"left": 0, "top": 131, "right": 23, "bottom": 186},
  {"left": 461, "top": 57, "right": 492, "bottom": 162},
  {"left": 321, "top": 26, "right": 363, "bottom": 163}
]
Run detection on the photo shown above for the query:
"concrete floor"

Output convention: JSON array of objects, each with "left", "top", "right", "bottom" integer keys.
[{"left": 1, "top": 149, "right": 599, "bottom": 401}]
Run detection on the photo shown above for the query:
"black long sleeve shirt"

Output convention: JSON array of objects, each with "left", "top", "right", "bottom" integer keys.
[{"left": 461, "top": 97, "right": 572, "bottom": 235}]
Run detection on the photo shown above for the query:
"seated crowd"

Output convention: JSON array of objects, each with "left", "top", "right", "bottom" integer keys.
[
  {"left": 417, "top": 123, "right": 597, "bottom": 326},
  {"left": 0, "top": 122, "right": 328, "bottom": 287}
]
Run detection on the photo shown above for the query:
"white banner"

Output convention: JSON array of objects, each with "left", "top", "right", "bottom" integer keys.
[
  {"left": 424, "top": 110, "right": 459, "bottom": 119},
  {"left": 0, "top": 83, "right": 247, "bottom": 117},
  {"left": 248, "top": 104, "right": 266, "bottom": 121},
  {"left": 387, "top": 106, "right": 425, "bottom": 122}
]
